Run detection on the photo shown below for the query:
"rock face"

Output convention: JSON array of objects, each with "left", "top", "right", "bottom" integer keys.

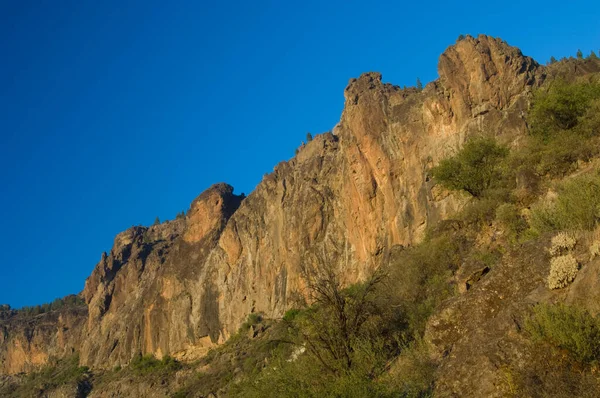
[
  {"left": 0, "top": 307, "right": 86, "bottom": 375},
  {"left": 1, "top": 35, "right": 546, "bottom": 373}
]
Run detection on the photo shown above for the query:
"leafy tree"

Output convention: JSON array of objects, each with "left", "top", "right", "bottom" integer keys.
[
  {"left": 457, "top": 34, "right": 466, "bottom": 41},
  {"left": 577, "top": 49, "right": 584, "bottom": 59},
  {"left": 306, "top": 132, "right": 313, "bottom": 142},
  {"left": 153, "top": 216, "right": 160, "bottom": 226},
  {"left": 549, "top": 56, "right": 557, "bottom": 64},
  {"left": 590, "top": 50, "right": 599, "bottom": 60},
  {"left": 431, "top": 137, "right": 509, "bottom": 198},
  {"left": 416, "top": 77, "right": 423, "bottom": 91}
]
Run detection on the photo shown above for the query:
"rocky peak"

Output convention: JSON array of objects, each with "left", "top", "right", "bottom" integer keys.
[
  {"left": 184, "top": 183, "right": 243, "bottom": 243},
  {"left": 438, "top": 34, "right": 543, "bottom": 122}
]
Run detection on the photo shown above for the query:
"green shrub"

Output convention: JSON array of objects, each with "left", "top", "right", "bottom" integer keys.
[
  {"left": 496, "top": 203, "right": 528, "bottom": 242},
  {"left": 282, "top": 308, "right": 301, "bottom": 322},
  {"left": 1, "top": 355, "right": 91, "bottom": 397},
  {"left": 521, "top": 79, "right": 600, "bottom": 177},
  {"left": 525, "top": 303, "right": 600, "bottom": 363},
  {"left": 528, "top": 79, "right": 600, "bottom": 140},
  {"left": 130, "top": 354, "right": 181, "bottom": 375},
  {"left": 459, "top": 197, "right": 502, "bottom": 228},
  {"left": 230, "top": 354, "right": 402, "bottom": 398},
  {"left": 531, "top": 171, "right": 600, "bottom": 232},
  {"left": 431, "top": 137, "right": 509, "bottom": 198},
  {"left": 390, "top": 234, "right": 469, "bottom": 336}
]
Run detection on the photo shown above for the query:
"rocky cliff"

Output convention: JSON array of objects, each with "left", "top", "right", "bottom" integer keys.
[{"left": 0, "top": 35, "right": 551, "bottom": 374}]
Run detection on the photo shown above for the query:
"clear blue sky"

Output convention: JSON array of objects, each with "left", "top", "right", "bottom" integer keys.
[{"left": 1, "top": 1, "right": 599, "bottom": 308}]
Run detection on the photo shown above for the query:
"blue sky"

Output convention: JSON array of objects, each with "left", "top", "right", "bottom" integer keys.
[{"left": 1, "top": 1, "right": 599, "bottom": 308}]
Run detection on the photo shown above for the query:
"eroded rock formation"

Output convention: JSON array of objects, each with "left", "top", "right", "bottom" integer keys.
[{"left": 1, "top": 35, "right": 549, "bottom": 374}]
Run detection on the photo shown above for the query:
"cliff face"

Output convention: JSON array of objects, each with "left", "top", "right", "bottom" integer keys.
[
  {"left": 0, "top": 35, "right": 545, "bottom": 373},
  {"left": 0, "top": 307, "right": 86, "bottom": 375}
]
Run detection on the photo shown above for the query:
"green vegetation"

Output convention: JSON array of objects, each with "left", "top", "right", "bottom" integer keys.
[
  {"left": 431, "top": 137, "right": 509, "bottom": 198},
  {"left": 530, "top": 171, "right": 600, "bottom": 232},
  {"left": 528, "top": 79, "right": 600, "bottom": 141},
  {"left": 416, "top": 77, "right": 423, "bottom": 91},
  {"left": 130, "top": 354, "right": 181, "bottom": 376},
  {"left": 496, "top": 203, "right": 528, "bottom": 242},
  {"left": 0, "top": 355, "right": 90, "bottom": 397},
  {"left": 525, "top": 303, "right": 600, "bottom": 363},
  {"left": 231, "top": 265, "right": 407, "bottom": 397},
  {"left": 230, "top": 223, "right": 474, "bottom": 397},
  {"left": 17, "top": 294, "right": 85, "bottom": 317},
  {"left": 390, "top": 232, "right": 469, "bottom": 336}
]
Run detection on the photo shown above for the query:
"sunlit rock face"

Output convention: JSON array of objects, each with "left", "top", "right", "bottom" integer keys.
[{"left": 1, "top": 35, "right": 547, "bottom": 373}]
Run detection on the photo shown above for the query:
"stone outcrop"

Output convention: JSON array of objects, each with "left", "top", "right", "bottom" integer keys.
[
  {"left": 1, "top": 35, "right": 550, "bottom": 374},
  {"left": 0, "top": 307, "right": 86, "bottom": 375}
]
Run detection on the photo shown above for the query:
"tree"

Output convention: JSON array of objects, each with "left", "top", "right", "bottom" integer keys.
[
  {"left": 306, "top": 132, "right": 313, "bottom": 142},
  {"left": 416, "top": 77, "right": 423, "bottom": 91},
  {"left": 431, "top": 137, "right": 509, "bottom": 198},
  {"left": 293, "top": 262, "right": 396, "bottom": 376},
  {"left": 590, "top": 50, "right": 599, "bottom": 60},
  {"left": 577, "top": 49, "right": 584, "bottom": 59},
  {"left": 549, "top": 56, "right": 558, "bottom": 64},
  {"left": 457, "top": 34, "right": 466, "bottom": 41},
  {"left": 153, "top": 216, "right": 160, "bottom": 226}
]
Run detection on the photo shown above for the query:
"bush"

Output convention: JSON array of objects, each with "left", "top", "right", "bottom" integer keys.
[
  {"left": 548, "top": 254, "right": 579, "bottom": 289},
  {"left": 549, "top": 232, "right": 576, "bottom": 256},
  {"left": 385, "top": 339, "right": 435, "bottom": 397},
  {"left": 459, "top": 197, "right": 502, "bottom": 228},
  {"left": 390, "top": 233, "right": 469, "bottom": 336},
  {"left": 230, "top": 266, "right": 406, "bottom": 398},
  {"left": 291, "top": 265, "right": 400, "bottom": 376},
  {"left": 530, "top": 133, "right": 597, "bottom": 177},
  {"left": 432, "top": 137, "right": 509, "bottom": 198},
  {"left": 496, "top": 203, "right": 528, "bottom": 241},
  {"left": 528, "top": 79, "right": 600, "bottom": 140},
  {"left": 522, "top": 79, "right": 600, "bottom": 177},
  {"left": 130, "top": 354, "right": 181, "bottom": 375},
  {"left": 525, "top": 303, "right": 600, "bottom": 362},
  {"left": 531, "top": 171, "right": 600, "bottom": 232},
  {"left": 282, "top": 308, "right": 301, "bottom": 322},
  {"left": 1, "top": 355, "right": 91, "bottom": 397}
]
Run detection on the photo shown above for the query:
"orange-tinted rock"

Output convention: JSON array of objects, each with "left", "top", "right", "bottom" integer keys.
[{"left": 0, "top": 35, "right": 564, "bottom": 374}]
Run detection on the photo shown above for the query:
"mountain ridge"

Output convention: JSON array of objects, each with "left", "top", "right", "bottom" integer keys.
[{"left": 3, "top": 34, "right": 600, "bottom": 397}]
